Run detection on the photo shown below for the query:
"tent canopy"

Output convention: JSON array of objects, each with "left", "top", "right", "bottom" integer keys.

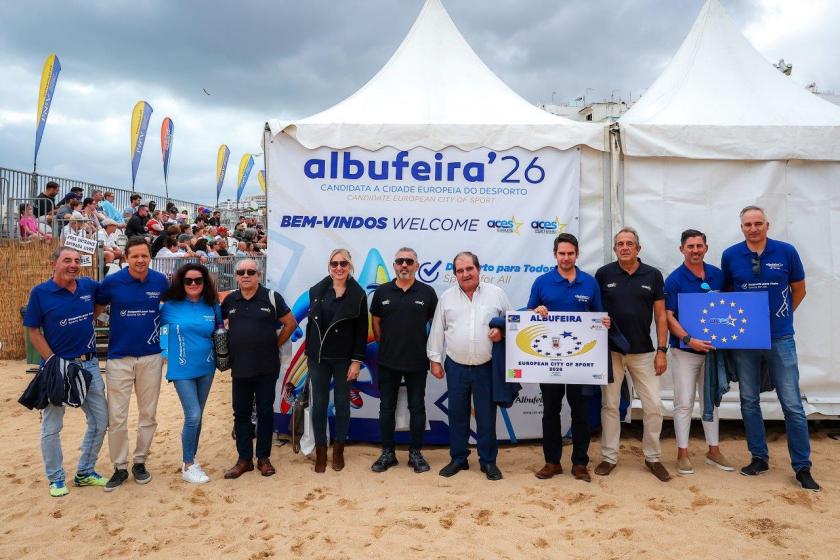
[
  {"left": 269, "top": 0, "right": 605, "bottom": 152},
  {"left": 620, "top": 0, "right": 840, "bottom": 161}
]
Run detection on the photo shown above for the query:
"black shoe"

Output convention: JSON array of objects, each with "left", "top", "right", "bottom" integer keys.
[
  {"left": 408, "top": 449, "right": 430, "bottom": 473},
  {"left": 795, "top": 468, "right": 821, "bottom": 492},
  {"left": 131, "top": 463, "right": 152, "bottom": 484},
  {"left": 438, "top": 461, "right": 469, "bottom": 478},
  {"left": 371, "top": 448, "right": 398, "bottom": 473},
  {"left": 481, "top": 463, "right": 503, "bottom": 481},
  {"left": 104, "top": 468, "right": 128, "bottom": 492},
  {"left": 740, "top": 457, "right": 769, "bottom": 476}
]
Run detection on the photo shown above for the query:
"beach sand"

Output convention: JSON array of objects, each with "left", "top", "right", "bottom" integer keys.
[{"left": 1, "top": 359, "right": 837, "bottom": 559}]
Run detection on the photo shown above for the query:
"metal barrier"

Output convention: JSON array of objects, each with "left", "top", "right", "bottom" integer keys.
[
  {"left": 1, "top": 167, "right": 211, "bottom": 238},
  {"left": 150, "top": 255, "right": 267, "bottom": 292}
]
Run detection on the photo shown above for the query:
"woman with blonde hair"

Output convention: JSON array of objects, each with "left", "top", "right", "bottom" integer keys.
[{"left": 305, "top": 248, "right": 369, "bottom": 473}]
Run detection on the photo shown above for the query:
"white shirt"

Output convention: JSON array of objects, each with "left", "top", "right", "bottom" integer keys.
[
  {"left": 97, "top": 229, "right": 119, "bottom": 249},
  {"left": 156, "top": 247, "right": 185, "bottom": 258},
  {"left": 427, "top": 282, "right": 511, "bottom": 366}
]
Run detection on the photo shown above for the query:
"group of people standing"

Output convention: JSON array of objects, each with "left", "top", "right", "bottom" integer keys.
[{"left": 24, "top": 204, "right": 819, "bottom": 497}]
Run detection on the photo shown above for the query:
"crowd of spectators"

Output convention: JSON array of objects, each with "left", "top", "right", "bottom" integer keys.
[{"left": 17, "top": 182, "right": 267, "bottom": 270}]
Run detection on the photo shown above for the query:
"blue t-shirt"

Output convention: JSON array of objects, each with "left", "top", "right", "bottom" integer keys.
[
  {"left": 527, "top": 266, "right": 604, "bottom": 312},
  {"left": 160, "top": 299, "right": 220, "bottom": 381},
  {"left": 721, "top": 238, "right": 805, "bottom": 338},
  {"left": 23, "top": 277, "right": 99, "bottom": 359},
  {"left": 664, "top": 262, "right": 724, "bottom": 352},
  {"left": 96, "top": 267, "right": 169, "bottom": 358}
]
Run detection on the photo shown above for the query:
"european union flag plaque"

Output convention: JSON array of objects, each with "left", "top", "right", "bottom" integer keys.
[{"left": 678, "top": 292, "right": 770, "bottom": 349}]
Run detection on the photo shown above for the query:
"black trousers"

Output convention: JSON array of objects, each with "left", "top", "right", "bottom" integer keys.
[
  {"left": 378, "top": 364, "right": 427, "bottom": 450},
  {"left": 540, "top": 383, "right": 590, "bottom": 466},
  {"left": 232, "top": 374, "right": 277, "bottom": 460}
]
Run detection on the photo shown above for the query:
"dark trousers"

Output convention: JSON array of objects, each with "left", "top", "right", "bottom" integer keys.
[
  {"left": 444, "top": 357, "right": 497, "bottom": 465},
  {"left": 308, "top": 358, "right": 351, "bottom": 446},
  {"left": 232, "top": 374, "right": 277, "bottom": 461},
  {"left": 378, "top": 364, "right": 427, "bottom": 450},
  {"left": 540, "top": 383, "right": 590, "bottom": 466}
]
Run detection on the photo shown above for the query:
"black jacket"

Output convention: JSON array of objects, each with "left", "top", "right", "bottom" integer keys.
[
  {"left": 125, "top": 213, "right": 148, "bottom": 238},
  {"left": 305, "top": 276, "right": 368, "bottom": 363},
  {"left": 18, "top": 356, "right": 90, "bottom": 410}
]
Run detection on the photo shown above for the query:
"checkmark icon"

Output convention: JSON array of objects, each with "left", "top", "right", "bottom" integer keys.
[{"left": 419, "top": 260, "right": 442, "bottom": 282}]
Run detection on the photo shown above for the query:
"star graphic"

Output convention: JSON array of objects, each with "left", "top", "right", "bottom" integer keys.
[
  {"left": 703, "top": 328, "right": 709, "bottom": 333},
  {"left": 730, "top": 302, "right": 736, "bottom": 307},
  {"left": 719, "top": 298, "right": 726, "bottom": 305},
  {"left": 738, "top": 308, "right": 744, "bottom": 314},
  {"left": 739, "top": 328, "right": 745, "bottom": 333},
  {"left": 562, "top": 331, "right": 572, "bottom": 338},
  {"left": 710, "top": 334, "right": 717, "bottom": 340},
  {"left": 555, "top": 217, "right": 567, "bottom": 232},
  {"left": 724, "top": 315, "right": 737, "bottom": 327},
  {"left": 700, "top": 318, "right": 706, "bottom": 324},
  {"left": 731, "top": 335, "right": 738, "bottom": 340},
  {"left": 741, "top": 318, "right": 747, "bottom": 324},
  {"left": 721, "top": 337, "right": 728, "bottom": 343},
  {"left": 709, "top": 302, "right": 716, "bottom": 308},
  {"left": 703, "top": 309, "right": 708, "bottom": 314},
  {"left": 510, "top": 215, "right": 524, "bottom": 234}
]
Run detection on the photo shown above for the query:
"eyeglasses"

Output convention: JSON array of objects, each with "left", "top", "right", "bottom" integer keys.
[
  {"left": 236, "top": 269, "right": 258, "bottom": 276},
  {"left": 329, "top": 260, "right": 350, "bottom": 269},
  {"left": 700, "top": 282, "right": 711, "bottom": 292},
  {"left": 183, "top": 277, "right": 204, "bottom": 286},
  {"left": 394, "top": 258, "right": 415, "bottom": 266},
  {"left": 751, "top": 256, "right": 761, "bottom": 276}
]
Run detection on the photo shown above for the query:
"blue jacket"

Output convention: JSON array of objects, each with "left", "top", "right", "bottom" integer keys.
[
  {"left": 488, "top": 316, "right": 521, "bottom": 408},
  {"left": 703, "top": 350, "right": 775, "bottom": 420},
  {"left": 18, "top": 356, "right": 90, "bottom": 410}
]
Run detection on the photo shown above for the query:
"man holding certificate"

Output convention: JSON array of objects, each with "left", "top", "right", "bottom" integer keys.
[
  {"left": 527, "top": 233, "right": 609, "bottom": 483},
  {"left": 721, "top": 205, "right": 819, "bottom": 492}
]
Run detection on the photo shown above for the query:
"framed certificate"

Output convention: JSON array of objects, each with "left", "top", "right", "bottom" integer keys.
[{"left": 505, "top": 311, "right": 608, "bottom": 385}]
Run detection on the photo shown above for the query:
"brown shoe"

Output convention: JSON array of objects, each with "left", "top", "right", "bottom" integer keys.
[
  {"left": 314, "top": 446, "right": 327, "bottom": 473},
  {"left": 645, "top": 460, "right": 672, "bottom": 482},
  {"left": 571, "top": 464, "right": 592, "bottom": 483},
  {"left": 594, "top": 461, "right": 617, "bottom": 476},
  {"left": 332, "top": 442, "right": 345, "bottom": 471},
  {"left": 256, "top": 458, "right": 276, "bottom": 477},
  {"left": 535, "top": 463, "right": 562, "bottom": 479},
  {"left": 223, "top": 459, "right": 254, "bottom": 479}
]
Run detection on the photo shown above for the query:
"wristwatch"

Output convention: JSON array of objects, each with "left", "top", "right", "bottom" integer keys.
[
  {"left": 681, "top": 334, "right": 692, "bottom": 345},
  {"left": 656, "top": 346, "right": 668, "bottom": 354}
]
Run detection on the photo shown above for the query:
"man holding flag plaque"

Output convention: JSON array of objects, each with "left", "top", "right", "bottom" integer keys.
[
  {"left": 720, "top": 205, "right": 819, "bottom": 491},
  {"left": 510, "top": 233, "right": 610, "bottom": 483}
]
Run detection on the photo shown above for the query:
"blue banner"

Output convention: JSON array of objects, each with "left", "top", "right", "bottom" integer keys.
[
  {"left": 678, "top": 291, "right": 770, "bottom": 349},
  {"left": 130, "top": 100, "right": 153, "bottom": 190},
  {"left": 235, "top": 153, "right": 254, "bottom": 204},
  {"left": 34, "top": 54, "right": 61, "bottom": 166}
]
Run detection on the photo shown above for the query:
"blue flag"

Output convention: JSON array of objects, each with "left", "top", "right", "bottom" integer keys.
[{"left": 678, "top": 292, "right": 770, "bottom": 349}]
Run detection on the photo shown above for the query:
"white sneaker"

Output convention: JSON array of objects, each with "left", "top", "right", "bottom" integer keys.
[{"left": 182, "top": 463, "right": 210, "bottom": 484}]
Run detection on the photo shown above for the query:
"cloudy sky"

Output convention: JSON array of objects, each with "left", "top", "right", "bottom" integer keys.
[{"left": 1, "top": 0, "right": 837, "bottom": 205}]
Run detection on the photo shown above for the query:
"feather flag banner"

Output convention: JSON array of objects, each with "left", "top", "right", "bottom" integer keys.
[
  {"left": 34, "top": 53, "right": 61, "bottom": 167},
  {"left": 130, "top": 100, "right": 154, "bottom": 190}
]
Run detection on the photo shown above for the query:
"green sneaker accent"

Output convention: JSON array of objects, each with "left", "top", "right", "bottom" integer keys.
[
  {"left": 74, "top": 472, "right": 109, "bottom": 487},
  {"left": 49, "top": 481, "right": 69, "bottom": 497}
]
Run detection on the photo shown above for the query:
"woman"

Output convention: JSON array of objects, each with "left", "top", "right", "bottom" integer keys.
[
  {"left": 305, "top": 248, "right": 369, "bottom": 473},
  {"left": 156, "top": 236, "right": 185, "bottom": 258},
  {"left": 160, "top": 264, "right": 221, "bottom": 483}
]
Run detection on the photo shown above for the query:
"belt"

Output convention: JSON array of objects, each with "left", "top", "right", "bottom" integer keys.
[{"left": 68, "top": 353, "right": 94, "bottom": 362}]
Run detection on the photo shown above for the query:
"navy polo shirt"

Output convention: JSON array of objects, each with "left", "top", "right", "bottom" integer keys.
[
  {"left": 23, "top": 277, "right": 99, "bottom": 359},
  {"left": 664, "top": 263, "right": 724, "bottom": 352},
  {"left": 527, "top": 266, "right": 603, "bottom": 313},
  {"left": 96, "top": 267, "right": 169, "bottom": 358},
  {"left": 721, "top": 238, "right": 804, "bottom": 338}
]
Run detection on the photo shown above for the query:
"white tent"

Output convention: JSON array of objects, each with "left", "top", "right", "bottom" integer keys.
[{"left": 618, "top": 0, "right": 840, "bottom": 416}]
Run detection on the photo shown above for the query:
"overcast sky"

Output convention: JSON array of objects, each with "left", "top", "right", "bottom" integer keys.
[{"left": 1, "top": 0, "right": 837, "bottom": 205}]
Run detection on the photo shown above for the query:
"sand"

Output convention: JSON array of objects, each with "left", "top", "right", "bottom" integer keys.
[{"left": 0, "top": 359, "right": 837, "bottom": 559}]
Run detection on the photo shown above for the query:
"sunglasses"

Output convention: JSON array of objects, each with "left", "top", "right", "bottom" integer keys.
[
  {"left": 236, "top": 269, "right": 258, "bottom": 276},
  {"left": 394, "top": 258, "right": 415, "bottom": 266},
  {"left": 329, "top": 260, "right": 350, "bottom": 269},
  {"left": 751, "top": 256, "right": 761, "bottom": 276},
  {"left": 183, "top": 277, "right": 204, "bottom": 286}
]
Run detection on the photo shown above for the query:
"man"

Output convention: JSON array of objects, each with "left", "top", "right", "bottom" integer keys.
[
  {"left": 123, "top": 194, "right": 141, "bottom": 218},
  {"left": 27, "top": 181, "right": 60, "bottom": 235},
  {"left": 97, "top": 219, "right": 123, "bottom": 264},
  {"left": 95, "top": 238, "right": 169, "bottom": 491},
  {"left": 23, "top": 246, "right": 109, "bottom": 497},
  {"left": 665, "top": 229, "right": 733, "bottom": 475},
  {"left": 427, "top": 251, "right": 510, "bottom": 481},
  {"left": 369, "top": 248, "right": 438, "bottom": 473},
  {"left": 56, "top": 186, "right": 84, "bottom": 208},
  {"left": 528, "top": 233, "right": 610, "bottom": 483},
  {"left": 721, "top": 206, "right": 819, "bottom": 491},
  {"left": 595, "top": 227, "right": 671, "bottom": 482},
  {"left": 97, "top": 191, "right": 124, "bottom": 224},
  {"left": 208, "top": 210, "right": 222, "bottom": 227},
  {"left": 125, "top": 204, "right": 150, "bottom": 239},
  {"left": 221, "top": 259, "right": 297, "bottom": 478}
]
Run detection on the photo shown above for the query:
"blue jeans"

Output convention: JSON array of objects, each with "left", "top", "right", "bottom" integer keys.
[
  {"left": 444, "top": 358, "right": 497, "bottom": 466},
  {"left": 730, "top": 336, "right": 811, "bottom": 472},
  {"left": 41, "top": 358, "right": 108, "bottom": 482},
  {"left": 173, "top": 373, "right": 215, "bottom": 464}
]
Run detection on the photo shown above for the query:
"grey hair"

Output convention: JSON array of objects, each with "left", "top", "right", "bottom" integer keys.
[
  {"left": 395, "top": 247, "right": 418, "bottom": 259},
  {"left": 50, "top": 245, "right": 80, "bottom": 262},
  {"left": 739, "top": 205, "right": 767, "bottom": 220},
  {"left": 235, "top": 258, "right": 260, "bottom": 274},
  {"left": 613, "top": 227, "right": 640, "bottom": 247}
]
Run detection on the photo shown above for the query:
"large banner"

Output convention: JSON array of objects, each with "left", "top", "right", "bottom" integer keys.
[{"left": 267, "top": 134, "right": 581, "bottom": 442}]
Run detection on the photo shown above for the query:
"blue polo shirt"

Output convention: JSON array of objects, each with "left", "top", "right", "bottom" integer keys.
[
  {"left": 23, "top": 277, "right": 99, "bottom": 359},
  {"left": 527, "top": 266, "right": 603, "bottom": 312},
  {"left": 721, "top": 238, "right": 804, "bottom": 338},
  {"left": 96, "top": 267, "right": 169, "bottom": 358},
  {"left": 664, "top": 262, "right": 724, "bottom": 352},
  {"left": 160, "top": 299, "right": 220, "bottom": 381}
]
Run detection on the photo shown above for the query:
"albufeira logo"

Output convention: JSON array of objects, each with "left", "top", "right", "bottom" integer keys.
[{"left": 515, "top": 323, "right": 597, "bottom": 359}]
